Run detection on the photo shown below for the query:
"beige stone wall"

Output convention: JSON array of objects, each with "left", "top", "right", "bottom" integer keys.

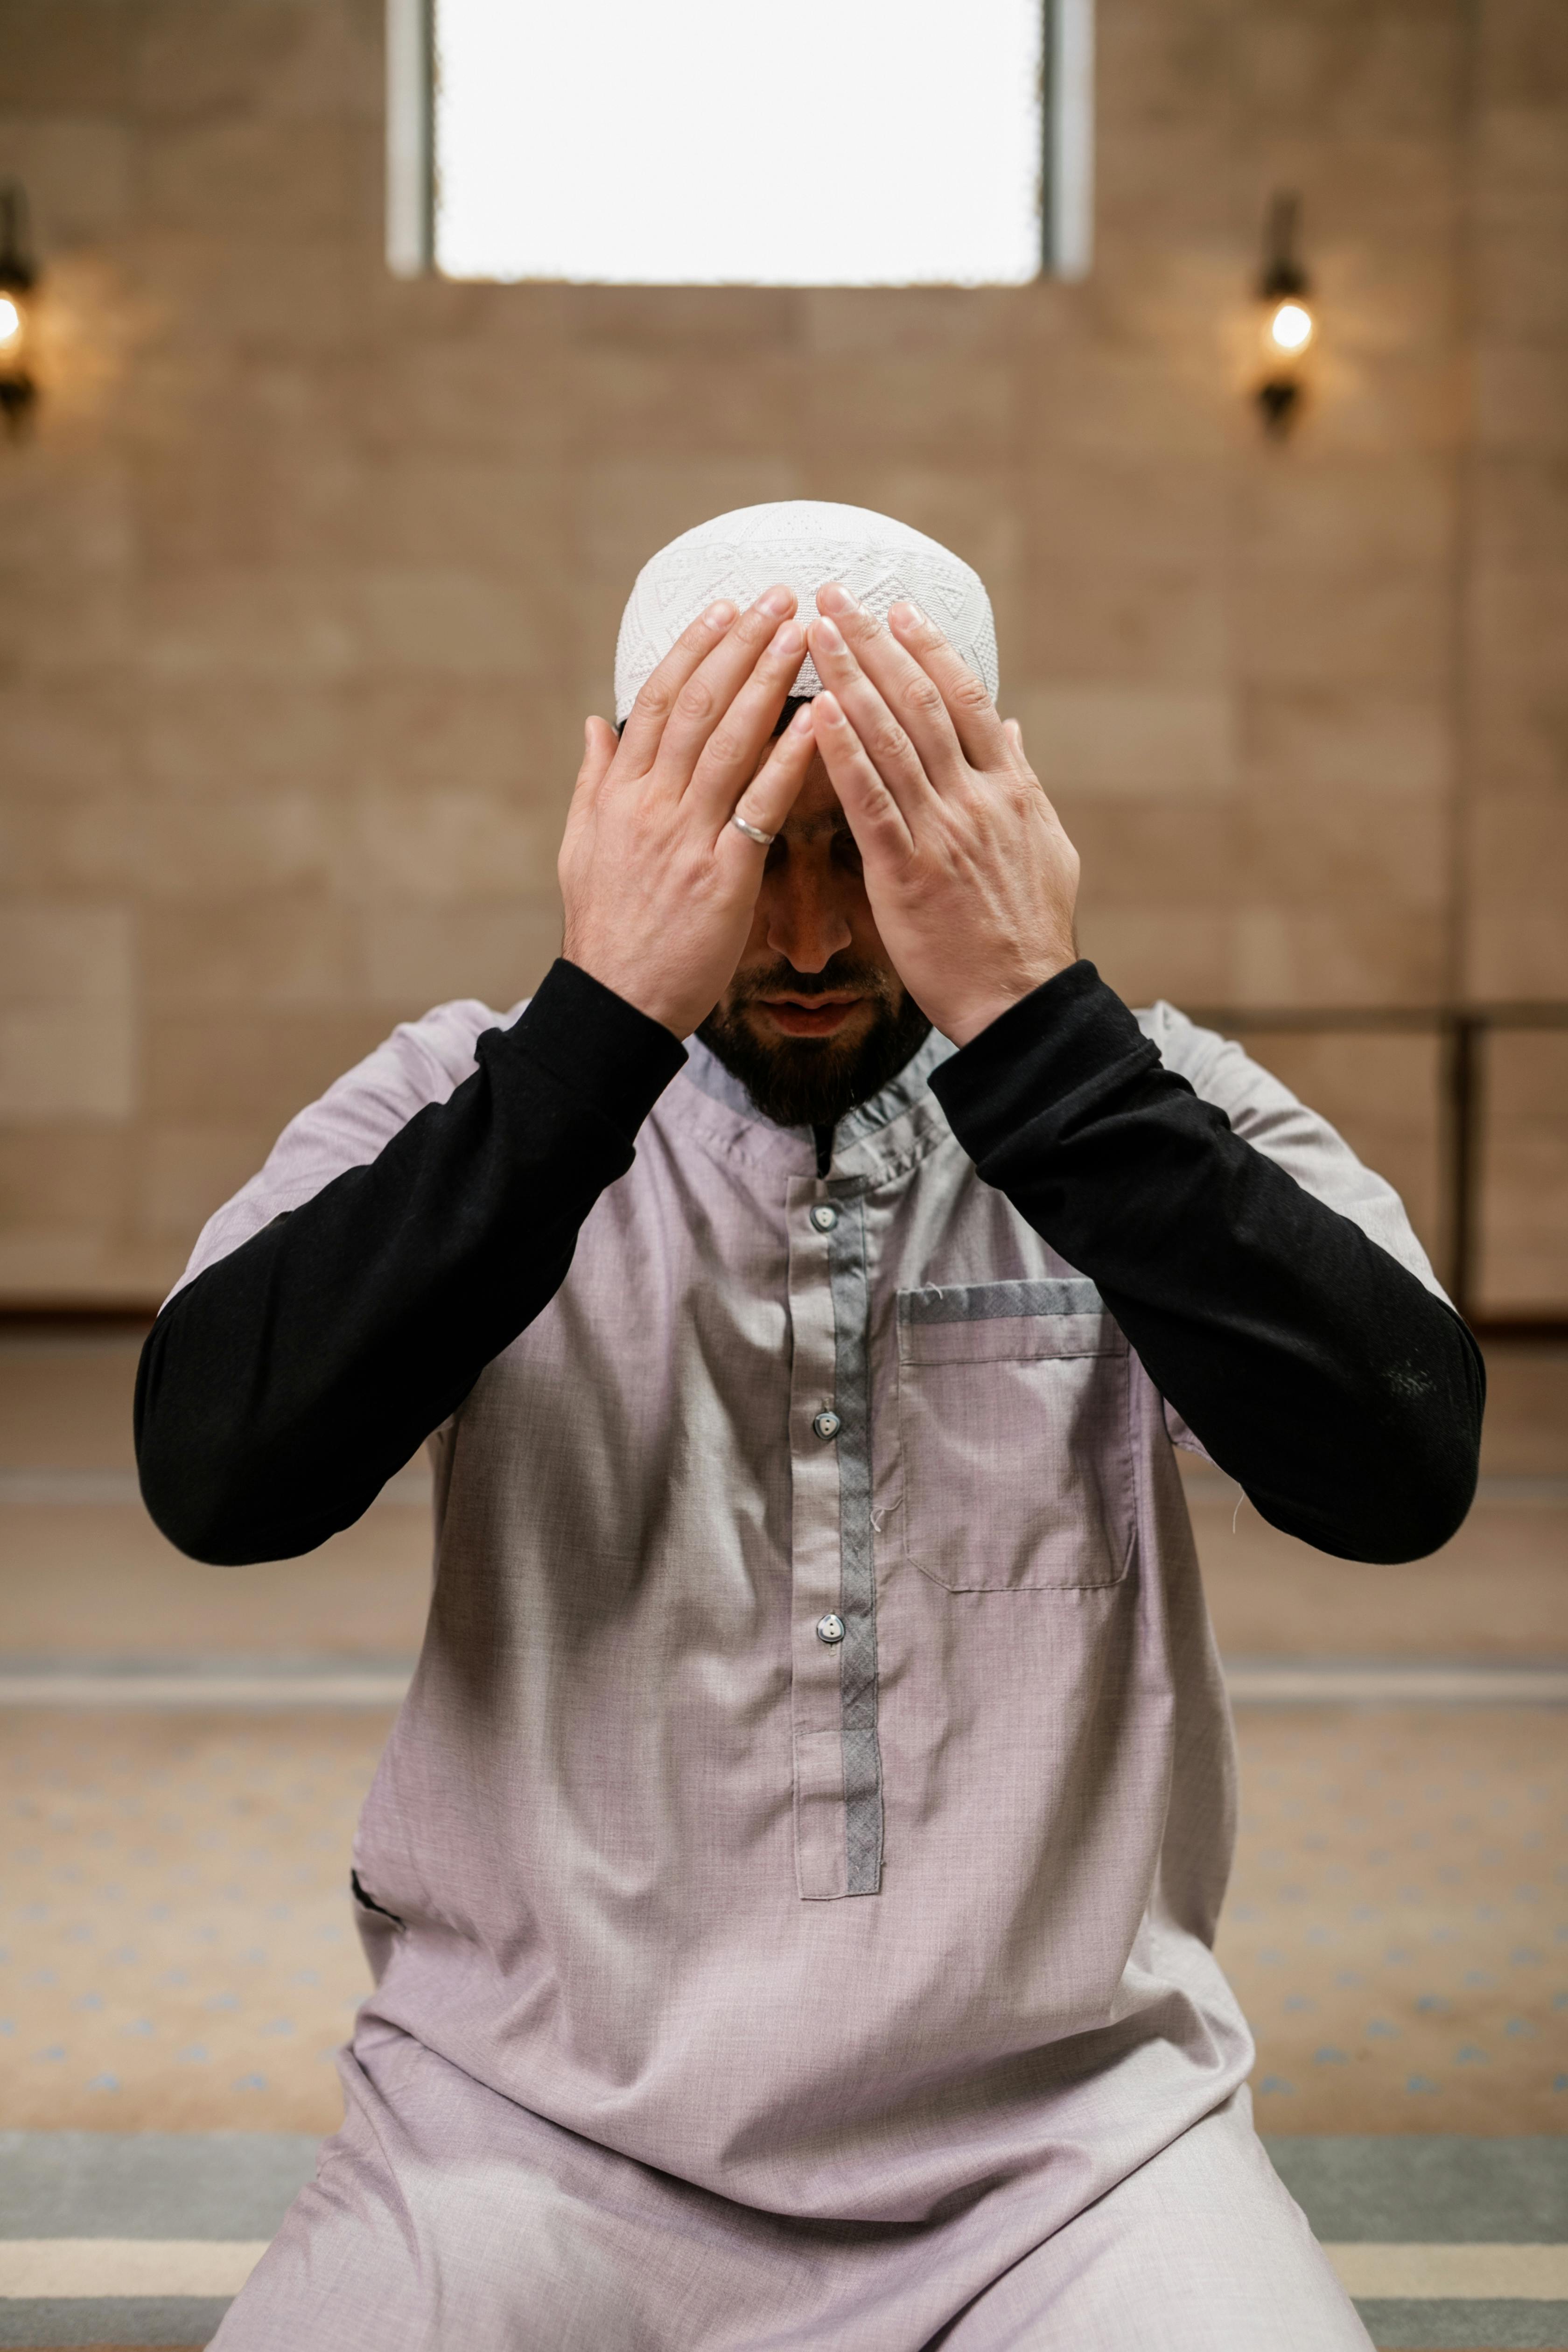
[{"left": 1, "top": 0, "right": 1563, "bottom": 1308}]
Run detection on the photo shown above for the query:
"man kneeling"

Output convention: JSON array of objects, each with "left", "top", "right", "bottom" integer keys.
[{"left": 138, "top": 502, "right": 1482, "bottom": 2350}]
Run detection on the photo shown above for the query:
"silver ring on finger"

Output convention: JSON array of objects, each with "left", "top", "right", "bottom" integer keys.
[{"left": 730, "top": 812, "right": 775, "bottom": 847}]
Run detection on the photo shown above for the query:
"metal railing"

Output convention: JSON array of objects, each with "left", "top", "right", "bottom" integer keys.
[{"left": 1182, "top": 1003, "right": 1568, "bottom": 1336}]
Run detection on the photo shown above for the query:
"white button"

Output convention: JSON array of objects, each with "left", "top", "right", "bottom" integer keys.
[
  {"left": 810, "top": 1204, "right": 839, "bottom": 1232},
  {"left": 813, "top": 1410, "right": 841, "bottom": 1441},
  {"left": 816, "top": 1612, "right": 846, "bottom": 1645}
]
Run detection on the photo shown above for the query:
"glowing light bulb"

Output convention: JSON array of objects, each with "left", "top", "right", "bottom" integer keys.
[
  {"left": 0, "top": 293, "right": 20, "bottom": 349},
  {"left": 1268, "top": 300, "right": 1314, "bottom": 355}
]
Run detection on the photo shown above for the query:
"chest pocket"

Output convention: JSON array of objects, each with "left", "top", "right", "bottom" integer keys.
[{"left": 896, "top": 1277, "right": 1135, "bottom": 1592}]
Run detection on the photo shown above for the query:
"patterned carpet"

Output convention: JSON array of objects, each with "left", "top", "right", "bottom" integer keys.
[
  {"left": 1, "top": 1333, "right": 1563, "bottom": 2346},
  {"left": 1, "top": 1713, "right": 1564, "bottom": 2346},
  {"left": 1218, "top": 1708, "right": 1568, "bottom": 2135},
  {"left": 2, "top": 1700, "right": 1564, "bottom": 2139},
  {"left": 0, "top": 1712, "right": 382, "bottom": 2135}
]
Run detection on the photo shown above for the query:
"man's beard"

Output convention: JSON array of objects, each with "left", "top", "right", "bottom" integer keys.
[{"left": 698, "top": 957, "right": 932, "bottom": 1132}]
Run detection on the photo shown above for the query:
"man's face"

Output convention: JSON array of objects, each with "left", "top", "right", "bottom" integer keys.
[{"left": 697, "top": 743, "right": 932, "bottom": 1129}]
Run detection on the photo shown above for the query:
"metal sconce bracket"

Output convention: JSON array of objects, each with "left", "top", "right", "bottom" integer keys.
[
  {"left": 1257, "top": 378, "right": 1300, "bottom": 434},
  {"left": 1255, "top": 190, "right": 1313, "bottom": 437},
  {"left": 0, "top": 182, "right": 39, "bottom": 439}
]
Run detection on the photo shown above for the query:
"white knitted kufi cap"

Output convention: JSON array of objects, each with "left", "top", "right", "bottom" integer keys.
[{"left": 614, "top": 500, "right": 999, "bottom": 725}]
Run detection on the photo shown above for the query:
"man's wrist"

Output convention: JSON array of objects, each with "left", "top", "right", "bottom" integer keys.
[
  {"left": 930, "top": 960, "right": 1156, "bottom": 1169},
  {"left": 938, "top": 952, "right": 1080, "bottom": 1049},
  {"left": 557, "top": 932, "right": 703, "bottom": 1042},
  {"left": 501, "top": 959, "right": 689, "bottom": 1142}
]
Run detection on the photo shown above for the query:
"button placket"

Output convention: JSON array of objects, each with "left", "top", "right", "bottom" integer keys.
[
  {"left": 824, "top": 1193, "right": 883, "bottom": 1897},
  {"left": 785, "top": 1179, "right": 884, "bottom": 1904},
  {"left": 787, "top": 1179, "right": 850, "bottom": 1900}
]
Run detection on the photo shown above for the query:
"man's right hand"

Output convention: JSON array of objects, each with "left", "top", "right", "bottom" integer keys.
[{"left": 559, "top": 589, "right": 817, "bottom": 1039}]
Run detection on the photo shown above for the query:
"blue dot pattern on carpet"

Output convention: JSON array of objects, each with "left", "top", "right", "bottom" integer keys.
[
  {"left": 0, "top": 1708, "right": 392, "bottom": 2131},
  {"left": 1218, "top": 1705, "right": 1568, "bottom": 2130}
]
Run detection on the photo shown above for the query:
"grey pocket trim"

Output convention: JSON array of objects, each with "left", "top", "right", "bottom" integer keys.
[{"left": 899, "top": 1276, "right": 1103, "bottom": 1324}]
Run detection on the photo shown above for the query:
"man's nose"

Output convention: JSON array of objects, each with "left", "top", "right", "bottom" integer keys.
[{"left": 765, "top": 873, "right": 853, "bottom": 974}]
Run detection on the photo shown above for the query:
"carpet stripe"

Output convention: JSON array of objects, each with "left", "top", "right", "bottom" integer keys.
[
  {"left": 0, "top": 2247, "right": 262, "bottom": 2298},
  {"left": 0, "top": 2301, "right": 229, "bottom": 2348},
  {"left": 1265, "top": 2138, "right": 1568, "bottom": 2245},
  {"left": 1353, "top": 2298, "right": 1568, "bottom": 2348},
  {"left": 1329, "top": 2249, "right": 1568, "bottom": 2298},
  {"left": 1227, "top": 1664, "right": 1568, "bottom": 1704},
  {"left": 4, "top": 2237, "right": 1564, "bottom": 2303},
  {"left": 0, "top": 1669, "right": 411, "bottom": 1707},
  {"left": 4, "top": 1661, "right": 1568, "bottom": 1708},
  {"left": 0, "top": 2135, "right": 319, "bottom": 2241},
  {"left": 0, "top": 2315, "right": 1564, "bottom": 2352}
]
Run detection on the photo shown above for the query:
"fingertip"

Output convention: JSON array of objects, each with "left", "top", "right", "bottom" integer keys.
[
  {"left": 700, "top": 598, "right": 738, "bottom": 636},
  {"left": 771, "top": 705, "right": 815, "bottom": 774}
]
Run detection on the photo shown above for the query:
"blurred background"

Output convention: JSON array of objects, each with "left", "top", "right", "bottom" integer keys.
[
  {"left": 0, "top": 0, "right": 1565, "bottom": 2345},
  {"left": 0, "top": 0, "right": 1563, "bottom": 1311}
]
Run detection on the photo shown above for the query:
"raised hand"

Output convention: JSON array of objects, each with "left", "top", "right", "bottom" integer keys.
[
  {"left": 804, "top": 585, "right": 1079, "bottom": 1047},
  {"left": 560, "top": 589, "right": 818, "bottom": 1038}
]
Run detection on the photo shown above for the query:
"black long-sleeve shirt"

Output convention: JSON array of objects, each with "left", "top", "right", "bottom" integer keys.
[{"left": 136, "top": 958, "right": 1482, "bottom": 1568}]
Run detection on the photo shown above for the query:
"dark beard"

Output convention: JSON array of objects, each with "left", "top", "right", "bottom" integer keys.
[{"left": 699, "top": 957, "right": 932, "bottom": 1131}]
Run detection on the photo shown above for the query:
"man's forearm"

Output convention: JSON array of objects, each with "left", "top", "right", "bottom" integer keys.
[
  {"left": 931, "top": 963, "right": 1484, "bottom": 1564},
  {"left": 135, "top": 961, "right": 686, "bottom": 1566}
]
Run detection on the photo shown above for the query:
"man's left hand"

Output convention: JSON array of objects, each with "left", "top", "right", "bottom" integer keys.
[{"left": 805, "top": 585, "right": 1080, "bottom": 1048}]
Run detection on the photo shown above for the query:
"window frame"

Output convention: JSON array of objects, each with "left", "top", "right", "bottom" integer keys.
[{"left": 386, "top": 0, "right": 1092, "bottom": 287}]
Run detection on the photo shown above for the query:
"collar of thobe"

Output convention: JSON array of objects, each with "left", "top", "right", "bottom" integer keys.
[{"left": 673, "top": 1025, "right": 959, "bottom": 1184}]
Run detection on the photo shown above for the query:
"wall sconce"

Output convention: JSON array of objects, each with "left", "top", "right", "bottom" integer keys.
[
  {"left": 1255, "top": 191, "right": 1314, "bottom": 436},
  {"left": 0, "top": 183, "right": 39, "bottom": 439}
]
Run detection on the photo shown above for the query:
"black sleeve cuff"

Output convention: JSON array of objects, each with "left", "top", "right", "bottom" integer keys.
[
  {"left": 484, "top": 958, "right": 688, "bottom": 1147},
  {"left": 929, "top": 960, "right": 1159, "bottom": 1167}
]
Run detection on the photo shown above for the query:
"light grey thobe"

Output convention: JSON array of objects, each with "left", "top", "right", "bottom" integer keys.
[{"left": 182, "top": 998, "right": 1433, "bottom": 2347}]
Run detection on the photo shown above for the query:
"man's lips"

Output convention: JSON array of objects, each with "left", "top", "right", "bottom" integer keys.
[{"left": 750, "top": 993, "right": 870, "bottom": 1039}]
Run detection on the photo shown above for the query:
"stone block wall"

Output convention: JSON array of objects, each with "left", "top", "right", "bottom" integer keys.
[{"left": 0, "top": 0, "right": 1563, "bottom": 1307}]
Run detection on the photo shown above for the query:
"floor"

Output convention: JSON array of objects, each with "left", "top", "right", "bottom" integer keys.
[{"left": 0, "top": 1326, "right": 1564, "bottom": 2348}]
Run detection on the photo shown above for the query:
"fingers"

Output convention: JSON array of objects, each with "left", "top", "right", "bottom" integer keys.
[
  {"left": 617, "top": 598, "right": 741, "bottom": 769},
  {"left": 685, "top": 615, "right": 806, "bottom": 822},
  {"left": 805, "top": 610, "right": 939, "bottom": 826},
  {"left": 654, "top": 586, "right": 800, "bottom": 781},
  {"left": 573, "top": 715, "right": 619, "bottom": 808},
  {"left": 809, "top": 690, "right": 916, "bottom": 863},
  {"left": 725, "top": 702, "right": 817, "bottom": 848},
  {"left": 886, "top": 596, "right": 1009, "bottom": 770},
  {"left": 813, "top": 584, "right": 971, "bottom": 789},
  {"left": 1000, "top": 713, "right": 1069, "bottom": 828},
  {"left": 559, "top": 717, "right": 619, "bottom": 877}
]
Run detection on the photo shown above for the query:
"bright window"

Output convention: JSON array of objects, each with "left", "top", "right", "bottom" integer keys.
[{"left": 389, "top": 0, "right": 1093, "bottom": 286}]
